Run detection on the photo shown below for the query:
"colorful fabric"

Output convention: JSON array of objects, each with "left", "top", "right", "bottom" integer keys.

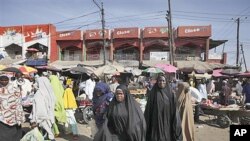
[
  {"left": 63, "top": 88, "right": 77, "bottom": 109},
  {"left": 0, "top": 83, "right": 24, "bottom": 126},
  {"left": 50, "top": 75, "right": 67, "bottom": 123}
]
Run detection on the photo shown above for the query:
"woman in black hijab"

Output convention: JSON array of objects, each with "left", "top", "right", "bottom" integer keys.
[
  {"left": 144, "top": 74, "right": 182, "bottom": 141},
  {"left": 94, "top": 84, "right": 146, "bottom": 141}
]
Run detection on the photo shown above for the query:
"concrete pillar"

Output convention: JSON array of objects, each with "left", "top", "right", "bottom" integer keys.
[
  {"left": 222, "top": 53, "right": 227, "bottom": 64},
  {"left": 139, "top": 29, "right": 143, "bottom": 63},
  {"left": 82, "top": 31, "right": 86, "bottom": 61},
  {"left": 204, "top": 38, "right": 210, "bottom": 62},
  {"left": 110, "top": 39, "right": 114, "bottom": 62},
  {"left": 140, "top": 39, "right": 143, "bottom": 63}
]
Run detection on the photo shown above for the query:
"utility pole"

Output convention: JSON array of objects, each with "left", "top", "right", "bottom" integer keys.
[
  {"left": 166, "top": 0, "right": 175, "bottom": 65},
  {"left": 241, "top": 44, "right": 248, "bottom": 72},
  {"left": 166, "top": 12, "right": 173, "bottom": 65},
  {"left": 236, "top": 18, "right": 240, "bottom": 67},
  {"left": 93, "top": 0, "right": 106, "bottom": 65}
]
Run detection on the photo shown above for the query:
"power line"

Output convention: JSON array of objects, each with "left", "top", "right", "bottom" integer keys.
[
  {"left": 173, "top": 10, "right": 250, "bottom": 17},
  {"left": 53, "top": 11, "right": 99, "bottom": 25}
]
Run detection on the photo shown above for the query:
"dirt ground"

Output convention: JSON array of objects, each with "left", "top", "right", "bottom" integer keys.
[
  {"left": 194, "top": 116, "right": 229, "bottom": 141},
  {"left": 22, "top": 115, "right": 229, "bottom": 141}
]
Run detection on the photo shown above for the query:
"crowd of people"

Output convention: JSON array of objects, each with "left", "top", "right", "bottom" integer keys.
[{"left": 1, "top": 68, "right": 250, "bottom": 141}]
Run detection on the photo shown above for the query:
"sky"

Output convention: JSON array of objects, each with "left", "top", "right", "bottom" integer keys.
[{"left": 1, "top": 0, "right": 250, "bottom": 68}]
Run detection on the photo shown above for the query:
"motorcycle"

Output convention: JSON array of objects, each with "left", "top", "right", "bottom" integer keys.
[{"left": 76, "top": 94, "right": 93, "bottom": 124}]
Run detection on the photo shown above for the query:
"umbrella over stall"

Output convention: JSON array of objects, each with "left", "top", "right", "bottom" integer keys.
[
  {"left": 36, "top": 65, "right": 61, "bottom": 72},
  {"left": 26, "top": 48, "right": 39, "bottom": 52},
  {"left": 124, "top": 67, "right": 142, "bottom": 76},
  {"left": 62, "top": 66, "right": 94, "bottom": 80},
  {"left": 212, "top": 69, "right": 231, "bottom": 78},
  {"left": 16, "top": 65, "right": 38, "bottom": 75},
  {"left": 220, "top": 68, "right": 240, "bottom": 76},
  {"left": 66, "top": 66, "right": 94, "bottom": 75},
  {"left": 142, "top": 67, "right": 164, "bottom": 74},
  {"left": 155, "top": 64, "right": 178, "bottom": 73},
  {"left": 176, "top": 61, "right": 212, "bottom": 73},
  {"left": 236, "top": 71, "right": 250, "bottom": 77},
  {"left": 94, "top": 64, "right": 124, "bottom": 77},
  {"left": 1, "top": 67, "right": 22, "bottom": 74}
]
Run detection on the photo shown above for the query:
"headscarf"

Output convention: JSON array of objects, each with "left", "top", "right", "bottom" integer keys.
[
  {"left": 92, "top": 82, "right": 113, "bottom": 112},
  {"left": 176, "top": 82, "right": 195, "bottom": 141},
  {"left": 31, "top": 77, "right": 56, "bottom": 124},
  {"left": 49, "top": 75, "right": 67, "bottom": 123},
  {"left": 94, "top": 84, "right": 146, "bottom": 141},
  {"left": 144, "top": 75, "right": 182, "bottom": 141}
]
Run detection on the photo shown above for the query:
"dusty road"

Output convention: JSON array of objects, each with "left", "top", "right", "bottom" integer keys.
[{"left": 23, "top": 115, "right": 229, "bottom": 141}]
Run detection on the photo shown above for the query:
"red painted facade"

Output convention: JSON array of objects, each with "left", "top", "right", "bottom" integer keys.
[
  {"left": 0, "top": 26, "right": 23, "bottom": 35},
  {"left": 177, "top": 25, "right": 211, "bottom": 37},
  {"left": 57, "top": 30, "right": 82, "bottom": 40},
  {"left": 0, "top": 24, "right": 226, "bottom": 64},
  {"left": 113, "top": 27, "right": 139, "bottom": 39},
  {"left": 85, "top": 29, "right": 110, "bottom": 40},
  {"left": 84, "top": 29, "right": 111, "bottom": 61},
  {"left": 143, "top": 27, "right": 168, "bottom": 38},
  {"left": 48, "top": 24, "right": 58, "bottom": 62}
]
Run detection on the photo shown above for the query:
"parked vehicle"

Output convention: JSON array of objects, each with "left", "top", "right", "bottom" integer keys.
[{"left": 76, "top": 95, "right": 93, "bottom": 124}]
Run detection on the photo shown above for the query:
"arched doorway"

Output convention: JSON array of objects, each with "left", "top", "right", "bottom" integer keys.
[
  {"left": 114, "top": 44, "right": 139, "bottom": 60},
  {"left": 143, "top": 39, "right": 168, "bottom": 60},
  {"left": 4, "top": 43, "right": 22, "bottom": 59},
  {"left": 61, "top": 46, "right": 82, "bottom": 61},
  {"left": 26, "top": 43, "right": 48, "bottom": 59},
  {"left": 86, "top": 41, "right": 102, "bottom": 61},
  {"left": 175, "top": 42, "right": 202, "bottom": 61}
]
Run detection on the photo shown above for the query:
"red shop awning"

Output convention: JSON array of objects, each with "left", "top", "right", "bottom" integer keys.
[
  {"left": 57, "top": 41, "right": 82, "bottom": 49},
  {"left": 144, "top": 39, "right": 168, "bottom": 47}
]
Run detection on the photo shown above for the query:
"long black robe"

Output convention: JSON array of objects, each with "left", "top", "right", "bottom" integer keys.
[
  {"left": 94, "top": 84, "right": 146, "bottom": 141},
  {"left": 144, "top": 82, "right": 183, "bottom": 141}
]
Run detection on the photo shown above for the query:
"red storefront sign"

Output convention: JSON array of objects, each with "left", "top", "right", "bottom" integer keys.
[
  {"left": 23, "top": 24, "right": 50, "bottom": 42},
  {"left": 57, "top": 30, "right": 82, "bottom": 40},
  {"left": 0, "top": 26, "right": 22, "bottom": 35},
  {"left": 85, "top": 29, "right": 110, "bottom": 40},
  {"left": 113, "top": 27, "right": 139, "bottom": 39},
  {"left": 177, "top": 25, "right": 211, "bottom": 37},
  {"left": 143, "top": 27, "right": 168, "bottom": 38}
]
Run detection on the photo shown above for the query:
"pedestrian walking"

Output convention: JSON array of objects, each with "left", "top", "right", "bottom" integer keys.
[{"left": 144, "top": 74, "right": 182, "bottom": 141}]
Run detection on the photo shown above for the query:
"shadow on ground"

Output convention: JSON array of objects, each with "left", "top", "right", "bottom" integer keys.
[{"left": 57, "top": 134, "right": 93, "bottom": 141}]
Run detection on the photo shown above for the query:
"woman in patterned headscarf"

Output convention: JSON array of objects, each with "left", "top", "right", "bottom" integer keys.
[{"left": 0, "top": 75, "right": 24, "bottom": 141}]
